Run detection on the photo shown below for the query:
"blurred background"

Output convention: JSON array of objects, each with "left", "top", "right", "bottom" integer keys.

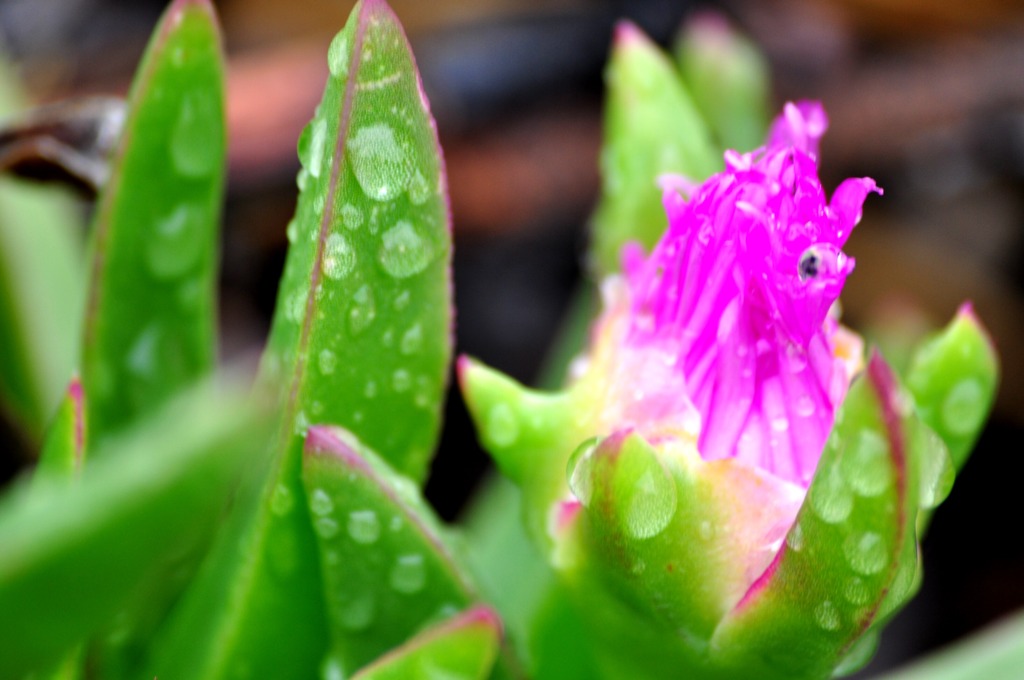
[{"left": 0, "top": 0, "right": 1022, "bottom": 675}]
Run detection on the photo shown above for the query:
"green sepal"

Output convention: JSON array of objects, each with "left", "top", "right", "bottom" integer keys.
[
  {"left": 458, "top": 356, "right": 576, "bottom": 550},
  {"left": 348, "top": 606, "right": 502, "bottom": 680},
  {"left": 589, "top": 21, "right": 719, "bottom": 276},
  {"left": 710, "top": 355, "right": 927, "bottom": 679},
  {"left": 261, "top": 0, "right": 452, "bottom": 484},
  {"left": 35, "top": 376, "right": 87, "bottom": 480},
  {"left": 0, "top": 62, "right": 84, "bottom": 445},
  {"left": 905, "top": 303, "right": 998, "bottom": 471},
  {"left": 0, "top": 379, "right": 268, "bottom": 680},
  {"left": 80, "top": 0, "right": 226, "bottom": 447},
  {"left": 674, "top": 13, "right": 771, "bottom": 153},
  {"left": 302, "top": 426, "right": 521, "bottom": 679}
]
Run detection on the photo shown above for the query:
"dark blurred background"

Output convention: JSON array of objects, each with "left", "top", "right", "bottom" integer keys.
[{"left": 1, "top": 0, "right": 1022, "bottom": 675}]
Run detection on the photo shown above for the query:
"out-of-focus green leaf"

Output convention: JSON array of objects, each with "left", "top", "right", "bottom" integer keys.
[
  {"left": 147, "top": 2, "right": 449, "bottom": 676},
  {"left": 674, "top": 13, "right": 770, "bottom": 153},
  {"left": 0, "top": 64, "right": 84, "bottom": 445},
  {"left": 302, "top": 426, "right": 520, "bottom": 678},
  {"left": 349, "top": 606, "right": 502, "bottom": 680},
  {"left": 261, "top": 0, "right": 451, "bottom": 483},
  {"left": 590, "top": 21, "right": 718, "bottom": 277},
  {"left": 35, "top": 376, "right": 86, "bottom": 479},
  {"left": 80, "top": 0, "right": 226, "bottom": 447},
  {"left": 906, "top": 304, "right": 998, "bottom": 471},
  {"left": 0, "top": 380, "right": 267, "bottom": 680}
]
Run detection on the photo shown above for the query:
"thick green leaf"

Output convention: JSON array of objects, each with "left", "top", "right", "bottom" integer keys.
[
  {"left": 711, "top": 355, "right": 922, "bottom": 679},
  {"left": 0, "top": 63, "right": 84, "bottom": 445},
  {"left": 261, "top": 0, "right": 451, "bottom": 483},
  {"left": 35, "top": 376, "right": 86, "bottom": 479},
  {"left": 589, "top": 21, "right": 718, "bottom": 276},
  {"left": 80, "top": 0, "right": 225, "bottom": 446},
  {"left": 303, "top": 426, "right": 521, "bottom": 679},
  {"left": 349, "top": 606, "right": 502, "bottom": 680},
  {"left": 674, "top": 13, "right": 770, "bottom": 153},
  {"left": 146, "top": 3, "right": 449, "bottom": 676},
  {"left": 906, "top": 304, "right": 998, "bottom": 471},
  {"left": 0, "top": 380, "right": 266, "bottom": 680}
]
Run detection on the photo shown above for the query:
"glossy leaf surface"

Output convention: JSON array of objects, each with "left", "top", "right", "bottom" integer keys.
[
  {"left": 590, "top": 21, "right": 718, "bottom": 276},
  {"left": 0, "top": 63, "right": 84, "bottom": 444},
  {"left": 303, "top": 426, "right": 520, "bottom": 679},
  {"left": 262, "top": 0, "right": 452, "bottom": 483},
  {"left": 80, "top": 0, "right": 225, "bottom": 446},
  {"left": 0, "top": 381, "right": 266, "bottom": 680},
  {"left": 349, "top": 606, "right": 502, "bottom": 680}
]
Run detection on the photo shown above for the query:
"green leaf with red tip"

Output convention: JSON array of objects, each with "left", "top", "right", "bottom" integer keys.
[
  {"left": 0, "top": 380, "right": 266, "bottom": 680},
  {"left": 80, "top": 0, "right": 225, "bottom": 447},
  {"left": 710, "top": 356, "right": 921, "bottom": 679},
  {"left": 906, "top": 304, "right": 998, "bottom": 471},
  {"left": 347, "top": 606, "right": 502, "bottom": 680},
  {"left": 0, "top": 62, "right": 84, "bottom": 445},
  {"left": 674, "top": 13, "right": 771, "bottom": 153},
  {"left": 261, "top": 0, "right": 451, "bottom": 484},
  {"left": 302, "top": 426, "right": 522, "bottom": 679},
  {"left": 35, "top": 377, "right": 87, "bottom": 480},
  {"left": 590, "top": 21, "right": 719, "bottom": 276}
]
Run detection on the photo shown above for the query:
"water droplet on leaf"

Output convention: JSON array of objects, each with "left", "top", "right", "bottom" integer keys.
[
  {"left": 941, "top": 378, "right": 986, "bottom": 436},
  {"left": 844, "top": 531, "right": 889, "bottom": 575},
  {"left": 318, "top": 349, "right": 337, "bottom": 375},
  {"left": 400, "top": 323, "right": 423, "bottom": 355},
  {"left": 347, "top": 284, "right": 376, "bottom": 336},
  {"left": 843, "top": 429, "right": 892, "bottom": 497},
  {"left": 309, "top": 488, "right": 334, "bottom": 516},
  {"left": 347, "top": 123, "right": 411, "bottom": 201},
  {"left": 323, "top": 233, "right": 355, "bottom": 279},
  {"left": 814, "top": 600, "right": 842, "bottom": 631},
  {"left": 327, "top": 31, "right": 350, "bottom": 79},
  {"left": 486, "top": 403, "right": 519, "bottom": 447},
  {"left": 347, "top": 509, "right": 381, "bottom": 544},
  {"left": 171, "top": 92, "right": 219, "bottom": 177},
  {"left": 378, "top": 220, "right": 434, "bottom": 278},
  {"left": 147, "top": 204, "right": 205, "bottom": 279},
  {"left": 389, "top": 553, "right": 426, "bottom": 594}
]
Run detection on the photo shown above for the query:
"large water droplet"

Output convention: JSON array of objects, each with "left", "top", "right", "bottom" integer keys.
[
  {"left": 941, "top": 378, "right": 986, "bottom": 436},
  {"left": 843, "top": 531, "right": 889, "bottom": 575},
  {"left": 814, "top": 600, "right": 842, "bottom": 632},
  {"left": 320, "top": 657, "right": 345, "bottom": 680},
  {"left": 327, "top": 32, "right": 350, "bottom": 79},
  {"left": 400, "top": 323, "right": 423, "bottom": 355},
  {"left": 622, "top": 458, "right": 677, "bottom": 540},
  {"left": 567, "top": 438, "right": 601, "bottom": 506},
  {"left": 339, "top": 203, "right": 363, "bottom": 231},
  {"left": 844, "top": 577, "right": 872, "bottom": 605},
  {"left": 809, "top": 464, "right": 854, "bottom": 524},
  {"left": 378, "top": 221, "right": 434, "bottom": 278},
  {"left": 317, "top": 349, "right": 337, "bottom": 376},
  {"left": 486, "top": 403, "right": 519, "bottom": 448},
  {"left": 323, "top": 233, "right": 355, "bottom": 280},
  {"left": 309, "top": 488, "right": 334, "bottom": 516},
  {"left": 347, "top": 123, "right": 411, "bottom": 201},
  {"left": 843, "top": 429, "right": 892, "bottom": 497},
  {"left": 315, "top": 517, "right": 340, "bottom": 539},
  {"left": 389, "top": 553, "right": 427, "bottom": 594},
  {"left": 917, "top": 426, "right": 954, "bottom": 509},
  {"left": 307, "top": 118, "right": 327, "bottom": 179},
  {"left": 171, "top": 92, "right": 219, "bottom": 178},
  {"left": 336, "top": 591, "right": 375, "bottom": 631},
  {"left": 147, "top": 204, "right": 205, "bottom": 279},
  {"left": 785, "top": 521, "right": 805, "bottom": 552},
  {"left": 347, "top": 509, "right": 381, "bottom": 544}
]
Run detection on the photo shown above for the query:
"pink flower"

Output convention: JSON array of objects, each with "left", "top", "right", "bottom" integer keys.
[{"left": 599, "top": 101, "right": 879, "bottom": 488}]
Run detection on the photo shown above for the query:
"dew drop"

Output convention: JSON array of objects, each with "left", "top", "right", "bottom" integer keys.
[
  {"left": 378, "top": 220, "right": 434, "bottom": 278},
  {"left": 400, "top": 323, "right": 423, "bottom": 355},
  {"left": 287, "top": 290, "right": 307, "bottom": 323},
  {"left": 270, "top": 484, "right": 294, "bottom": 516},
  {"left": 843, "top": 429, "right": 892, "bottom": 497},
  {"left": 307, "top": 118, "right": 327, "bottom": 179},
  {"left": 844, "top": 577, "right": 872, "bottom": 606},
  {"left": 285, "top": 218, "right": 299, "bottom": 244},
  {"left": 809, "top": 465, "right": 854, "bottom": 524},
  {"left": 770, "top": 416, "right": 789, "bottom": 433},
  {"left": 315, "top": 517, "right": 340, "bottom": 539},
  {"left": 339, "top": 203, "right": 363, "bottom": 231},
  {"left": 391, "top": 369, "right": 412, "bottom": 392},
  {"left": 323, "top": 233, "right": 355, "bottom": 280},
  {"left": 393, "top": 290, "right": 411, "bottom": 310},
  {"left": 486, "top": 403, "right": 519, "bottom": 447},
  {"left": 347, "top": 284, "right": 376, "bottom": 336},
  {"left": 941, "top": 378, "right": 986, "bottom": 436},
  {"left": 364, "top": 380, "right": 378, "bottom": 398},
  {"left": 843, "top": 531, "right": 889, "bottom": 575},
  {"left": 623, "top": 461, "right": 677, "bottom": 540},
  {"left": 309, "top": 488, "right": 334, "bottom": 516},
  {"left": 147, "top": 204, "right": 205, "bottom": 279},
  {"left": 347, "top": 509, "right": 381, "bottom": 544},
  {"left": 318, "top": 349, "right": 337, "bottom": 375},
  {"left": 293, "top": 410, "right": 310, "bottom": 436},
  {"left": 918, "top": 426, "right": 954, "bottom": 509},
  {"left": 347, "top": 123, "right": 411, "bottom": 201},
  {"left": 408, "top": 169, "right": 431, "bottom": 205},
  {"left": 814, "top": 600, "right": 842, "bottom": 631},
  {"left": 795, "top": 395, "right": 816, "bottom": 418},
  {"left": 170, "top": 92, "right": 219, "bottom": 178},
  {"left": 126, "top": 325, "right": 161, "bottom": 378},
  {"left": 566, "top": 438, "right": 600, "bottom": 506},
  {"left": 327, "top": 31, "right": 350, "bottom": 79},
  {"left": 337, "top": 591, "right": 375, "bottom": 631},
  {"left": 785, "top": 521, "right": 805, "bottom": 552},
  {"left": 389, "top": 553, "right": 427, "bottom": 594},
  {"left": 320, "top": 656, "right": 345, "bottom": 680}
]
